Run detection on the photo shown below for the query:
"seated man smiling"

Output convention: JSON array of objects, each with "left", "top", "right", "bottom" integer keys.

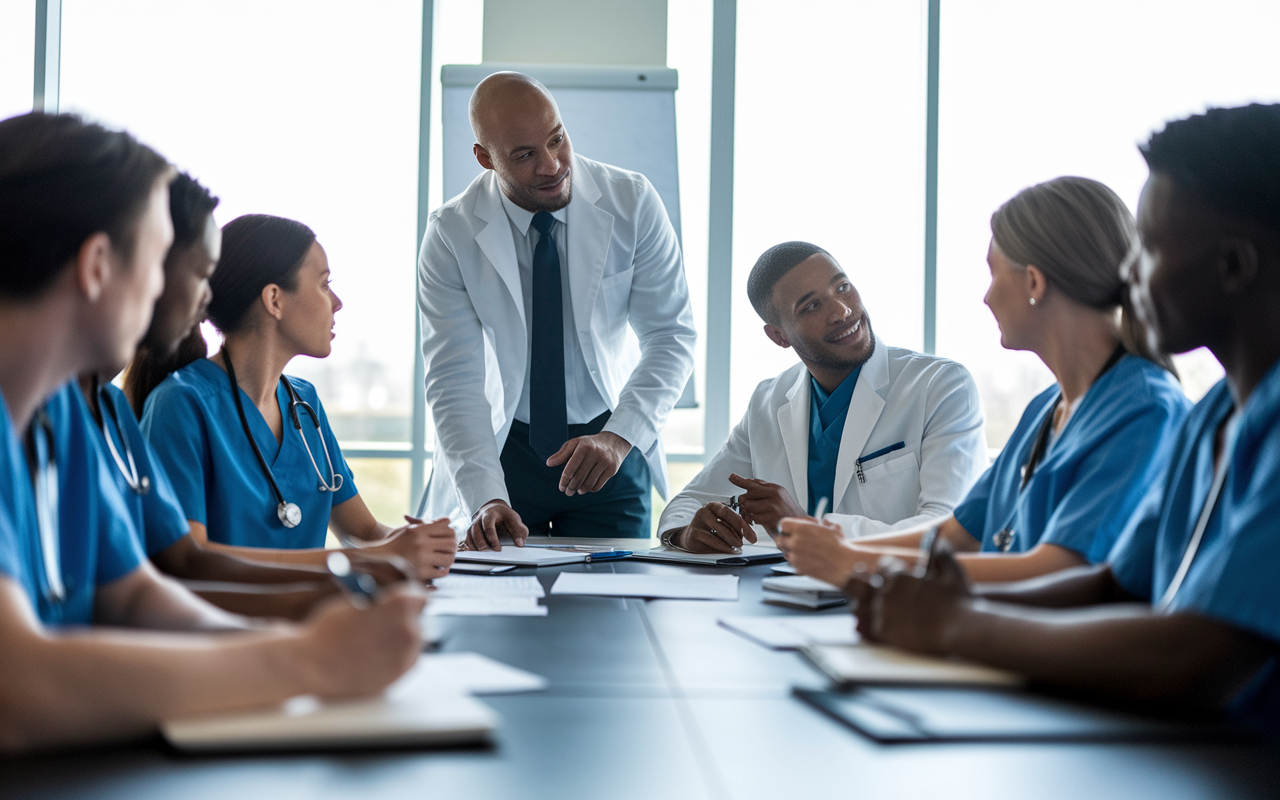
[{"left": 656, "top": 242, "right": 987, "bottom": 553}]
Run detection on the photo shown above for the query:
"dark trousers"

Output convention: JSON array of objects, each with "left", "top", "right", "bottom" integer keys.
[{"left": 501, "top": 412, "right": 651, "bottom": 539}]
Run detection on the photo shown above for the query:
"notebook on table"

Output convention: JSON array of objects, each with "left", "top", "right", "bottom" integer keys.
[
  {"left": 761, "top": 574, "right": 848, "bottom": 610},
  {"left": 801, "top": 643, "right": 1023, "bottom": 688},
  {"left": 162, "top": 657, "right": 498, "bottom": 753}
]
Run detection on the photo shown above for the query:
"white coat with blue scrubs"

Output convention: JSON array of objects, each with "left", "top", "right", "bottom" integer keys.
[
  {"left": 952, "top": 354, "right": 1190, "bottom": 562},
  {"left": 657, "top": 336, "right": 990, "bottom": 540},
  {"left": 1108, "top": 362, "right": 1280, "bottom": 723},
  {"left": 141, "top": 358, "right": 357, "bottom": 549},
  {"left": 0, "top": 383, "right": 145, "bottom": 626}
]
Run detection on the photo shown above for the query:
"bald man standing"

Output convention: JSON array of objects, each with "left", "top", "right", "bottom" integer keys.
[{"left": 418, "top": 72, "right": 696, "bottom": 549}]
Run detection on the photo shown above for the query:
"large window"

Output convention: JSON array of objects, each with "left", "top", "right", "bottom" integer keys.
[
  {"left": 730, "top": 0, "right": 928, "bottom": 422},
  {"left": 936, "top": 0, "right": 1280, "bottom": 450},
  {"left": 0, "top": 2, "right": 34, "bottom": 120},
  {"left": 59, "top": 0, "right": 424, "bottom": 521}
]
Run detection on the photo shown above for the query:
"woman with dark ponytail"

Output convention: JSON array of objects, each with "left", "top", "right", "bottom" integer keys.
[
  {"left": 780, "top": 177, "right": 1193, "bottom": 585},
  {"left": 141, "top": 214, "right": 456, "bottom": 576}
]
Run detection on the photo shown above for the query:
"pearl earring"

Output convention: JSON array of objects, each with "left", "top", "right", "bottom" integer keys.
[{"left": 1029, "top": 297, "right": 1037, "bottom": 306}]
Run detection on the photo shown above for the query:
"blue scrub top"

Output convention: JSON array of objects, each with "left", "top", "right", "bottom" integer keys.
[
  {"left": 953, "top": 355, "right": 1190, "bottom": 562},
  {"left": 0, "top": 383, "right": 145, "bottom": 627},
  {"left": 1109, "top": 363, "right": 1280, "bottom": 723},
  {"left": 807, "top": 366, "right": 860, "bottom": 515},
  {"left": 141, "top": 358, "right": 358, "bottom": 549},
  {"left": 92, "top": 383, "right": 189, "bottom": 557}
]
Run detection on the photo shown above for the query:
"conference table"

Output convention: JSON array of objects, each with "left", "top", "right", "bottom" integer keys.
[{"left": 4, "top": 558, "right": 1278, "bottom": 799}]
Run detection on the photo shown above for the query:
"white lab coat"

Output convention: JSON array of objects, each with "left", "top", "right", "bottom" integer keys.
[
  {"left": 657, "top": 337, "right": 988, "bottom": 540},
  {"left": 418, "top": 155, "right": 696, "bottom": 521}
]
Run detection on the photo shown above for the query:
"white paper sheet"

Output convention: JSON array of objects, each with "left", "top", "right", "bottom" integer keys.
[
  {"left": 432, "top": 574, "right": 546, "bottom": 598},
  {"left": 389, "top": 653, "right": 548, "bottom": 697},
  {"left": 427, "top": 596, "right": 549, "bottom": 616},
  {"left": 719, "top": 614, "right": 859, "bottom": 650},
  {"left": 550, "top": 572, "right": 739, "bottom": 601}
]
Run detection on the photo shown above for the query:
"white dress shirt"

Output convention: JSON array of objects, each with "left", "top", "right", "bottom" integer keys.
[{"left": 498, "top": 191, "right": 610, "bottom": 426}]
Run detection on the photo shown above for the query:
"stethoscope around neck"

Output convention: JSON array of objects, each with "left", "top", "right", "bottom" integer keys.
[{"left": 222, "top": 350, "right": 343, "bottom": 529}]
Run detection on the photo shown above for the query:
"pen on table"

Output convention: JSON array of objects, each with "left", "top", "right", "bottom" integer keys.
[
  {"left": 584, "top": 550, "right": 633, "bottom": 562},
  {"left": 327, "top": 551, "right": 379, "bottom": 604}
]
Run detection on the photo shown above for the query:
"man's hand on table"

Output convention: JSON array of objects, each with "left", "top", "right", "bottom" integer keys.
[{"left": 464, "top": 499, "right": 529, "bottom": 551}]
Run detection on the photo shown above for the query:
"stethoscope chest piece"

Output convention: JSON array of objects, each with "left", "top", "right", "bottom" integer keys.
[{"left": 277, "top": 501, "right": 303, "bottom": 528}]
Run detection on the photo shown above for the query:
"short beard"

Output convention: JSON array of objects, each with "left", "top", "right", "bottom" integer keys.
[
  {"left": 505, "top": 179, "right": 573, "bottom": 213},
  {"left": 798, "top": 317, "right": 877, "bottom": 373}
]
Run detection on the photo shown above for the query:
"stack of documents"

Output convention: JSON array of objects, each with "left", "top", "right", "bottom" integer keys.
[
  {"left": 428, "top": 574, "right": 548, "bottom": 616},
  {"left": 718, "top": 614, "right": 859, "bottom": 649},
  {"left": 760, "top": 575, "right": 847, "bottom": 610},
  {"left": 550, "top": 572, "right": 739, "bottom": 601}
]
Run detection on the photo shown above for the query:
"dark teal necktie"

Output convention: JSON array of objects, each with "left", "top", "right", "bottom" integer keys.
[{"left": 529, "top": 211, "right": 568, "bottom": 460}]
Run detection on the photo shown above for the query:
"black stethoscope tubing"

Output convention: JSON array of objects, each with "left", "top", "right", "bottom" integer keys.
[{"left": 222, "top": 351, "right": 341, "bottom": 529}]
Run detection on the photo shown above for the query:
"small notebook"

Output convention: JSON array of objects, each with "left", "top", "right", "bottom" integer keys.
[
  {"left": 794, "top": 687, "right": 1247, "bottom": 744},
  {"left": 802, "top": 643, "right": 1024, "bottom": 688},
  {"left": 629, "top": 544, "right": 785, "bottom": 567},
  {"left": 762, "top": 591, "right": 847, "bottom": 611}
]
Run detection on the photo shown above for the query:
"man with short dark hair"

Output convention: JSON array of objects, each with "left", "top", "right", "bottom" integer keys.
[
  {"left": 796, "top": 104, "right": 1280, "bottom": 719},
  {"left": 657, "top": 242, "right": 986, "bottom": 553}
]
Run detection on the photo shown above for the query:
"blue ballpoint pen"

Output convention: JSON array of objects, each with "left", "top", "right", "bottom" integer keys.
[{"left": 584, "top": 550, "right": 633, "bottom": 562}]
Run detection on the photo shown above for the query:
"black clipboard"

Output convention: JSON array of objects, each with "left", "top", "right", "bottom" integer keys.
[{"left": 794, "top": 686, "right": 1252, "bottom": 745}]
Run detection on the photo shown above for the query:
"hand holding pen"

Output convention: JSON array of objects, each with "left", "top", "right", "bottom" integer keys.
[{"left": 850, "top": 528, "right": 974, "bottom": 653}]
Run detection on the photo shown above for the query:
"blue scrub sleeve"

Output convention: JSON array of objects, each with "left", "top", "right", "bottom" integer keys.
[
  {"left": 138, "top": 440, "right": 191, "bottom": 555},
  {"left": 314, "top": 395, "right": 358, "bottom": 506},
  {"left": 1036, "top": 404, "right": 1180, "bottom": 563},
  {"left": 1106, "top": 476, "right": 1166, "bottom": 600},
  {"left": 141, "top": 382, "right": 210, "bottom": 526},
  {"left": 1170, "top": 423, "right": 1280, "bottom": 643},
  {"left": 951, "top": 466, "right": 994, "bottom": 540}
]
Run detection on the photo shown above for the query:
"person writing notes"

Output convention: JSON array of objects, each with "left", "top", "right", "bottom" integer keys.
[
  {"left": 418, "top": 71, "right": 696, "bottom": 549},
  {"left": 0, "top": 113, "right": 424, "bottom": 750},
  {"left": 657, "top": 242, "right": 987, "bottom": 553},
  {"left": 141, "top": 214, "right": 456, "bottom": 577},
  {"left": 779, "top": 179, "right": 1190, "bottom": 583},
  {"left": 835, "top": 105, "right": 1280, "bottom": 721}
]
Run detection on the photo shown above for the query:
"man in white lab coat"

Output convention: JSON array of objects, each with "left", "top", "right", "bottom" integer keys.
[
  {"left": 657, "top": 242, "right": 986, "bottom": 553},
  {"left": 418, "top": 72, "right": 696, "bottom": 549}
]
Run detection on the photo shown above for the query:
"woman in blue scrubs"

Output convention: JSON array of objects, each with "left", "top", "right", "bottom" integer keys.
[
  {"left": 0, "top": 113, "right": 426, "bottom": 749},
  {"left": 140, "top": 214, "right": 455, "bottom": 576},
  {"left": 829, "top": 105, "right": 1280, "bottom": 722},
  {"left": 780, "top": 176, "right": 1190, "bottom": 584},
  {"left": 70, "top": 174, "right": 370, "bottom": 619}
]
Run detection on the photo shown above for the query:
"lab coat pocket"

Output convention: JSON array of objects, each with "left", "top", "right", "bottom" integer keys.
[
  {"left": 858, "top": 452, "right": 920, "bottom": 522},
  {"left": 599, "top": 267, "right": 634, "bottom": 314}
]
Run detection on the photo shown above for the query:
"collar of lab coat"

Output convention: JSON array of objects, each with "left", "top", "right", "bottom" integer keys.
[
  {"left": 777, "top": 334, "right": 889, "bottom": 511},
  {"left": 470, "top": 156, "right": 614, "bottom": 339}
]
